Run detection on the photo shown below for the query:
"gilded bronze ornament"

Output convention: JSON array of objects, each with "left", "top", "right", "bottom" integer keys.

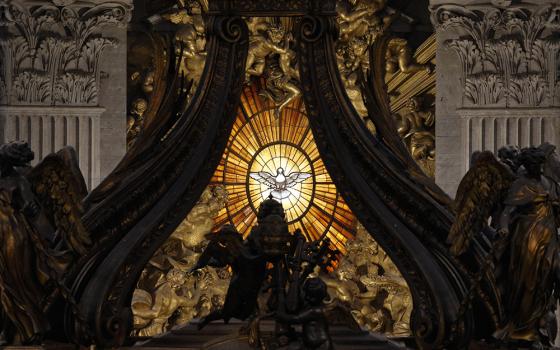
[
  {"left": 397, "top": 96, "right": 435, "bottom": 160},
  {"left": 318, "top": 225, "right": 412, "bottom": 336},
  {"left": 245, "top": 19, "right": 301, "bottom": 117}
]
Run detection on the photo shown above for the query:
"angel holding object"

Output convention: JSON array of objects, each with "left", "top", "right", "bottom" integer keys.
[{"left": 448, "top": 145, "right": 560, "bottom": 348}]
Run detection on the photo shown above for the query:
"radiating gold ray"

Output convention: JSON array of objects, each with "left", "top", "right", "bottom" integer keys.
[{"left": 211, "top": 84, "right": 356, "bottom": 252}]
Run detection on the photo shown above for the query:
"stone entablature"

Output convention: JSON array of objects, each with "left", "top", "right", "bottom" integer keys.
[{"left": 459, "top": 108, "right": 560, "bottom": 171}]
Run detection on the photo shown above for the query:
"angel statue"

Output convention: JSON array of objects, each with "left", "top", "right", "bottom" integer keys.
[
  {"left": 0, "top": 141, "right": 90, "bottom": 345},
  {"left": 448, "top": 145, "right": 560, "bottom": 348}
]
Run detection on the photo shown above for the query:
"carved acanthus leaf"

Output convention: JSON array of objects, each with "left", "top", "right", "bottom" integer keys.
[
  {"left": 432, "top": 4, "right": 560, "bottom": 107},
  {"left": 0, "top": 0, "right": 131, "bottom": 106}
]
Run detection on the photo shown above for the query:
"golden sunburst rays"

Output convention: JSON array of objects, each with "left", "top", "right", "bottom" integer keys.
[{"left": 211, "top": 82, "right": 356, "bottom": 253}]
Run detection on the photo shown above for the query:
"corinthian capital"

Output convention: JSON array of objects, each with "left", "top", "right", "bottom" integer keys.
[
  {"left": 430, "top": 1, "right": 560, "bottom": 29},
  {"left": 0, "top": 0, "right": 133, "bottom": 106}
]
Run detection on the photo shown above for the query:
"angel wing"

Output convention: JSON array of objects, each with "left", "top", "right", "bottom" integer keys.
[
  {"left": 285, "top": 172, "right": 312, "bottom": 187},
  {"left": 447, "top": 151, "right": 516, "bottom": 256},
  {"left": 26, "top": 147, "right": 91, "bottom": 255},
  {"left": 250, "top": 171, "right": 277, "bottom": 188}
]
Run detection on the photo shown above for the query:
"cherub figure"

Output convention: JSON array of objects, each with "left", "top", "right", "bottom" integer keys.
[
  {"left": 169, "top": 0, "right": 207, "bottom": 97},
  {"left": 276, "top": 278, "right": 334, "bottom": 350},
  {"left": 127, "top": 98, "right": 147, "bottom": 148},
  {"left": 170, "top": 186, "right": 228, "bottom": 249},
  {"left": 385, "top": 38, "right": 432, "bottom": 75},
  {"left": 397, "top": 96, "right": 435, "bottom": 160},
  {"left": 320, "top": 226, "right": 411, "bottom": 335},
  {"left": 336, "top": 0, "right": 387, "bottom": 42},
  {"left": 132, "top": 269, "right": 200, "bottom": 336},
  {"left": 260, "top": 52, "right": 301, "bottom": 118},
  {"left": 245, "top": 23, "right": 289, "bottom": 82},
  {"left": 142, "top": 70, "right": 155, "bottom": 94},
  {"left": 336, "top": 38, "right": 370, "bottom": 117},
  {"left": 246, "top": 21, "right": 301, "bottom": 117}
]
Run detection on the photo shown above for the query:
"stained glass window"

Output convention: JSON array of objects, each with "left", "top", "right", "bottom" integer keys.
[{"left": 211, "top": 82, "right": 356, "bottom": 252}]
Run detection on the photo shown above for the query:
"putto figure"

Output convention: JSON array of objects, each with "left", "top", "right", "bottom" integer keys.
[
  {"left": 276, "top": 278, "right": 334, "bottom": 350},
  {"left": 448, "top": 144, "right": 560, "bottom": 348},
  {"left": 245, "top": 20, "right": 301, "bottom": 117}
]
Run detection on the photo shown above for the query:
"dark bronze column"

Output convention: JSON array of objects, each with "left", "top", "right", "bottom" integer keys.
[
  {"left": 295, "top": 3, "right": 472, "bottom": 348},
  {"left": 67, "top": 8, "right": 249, "bottom": 347}
]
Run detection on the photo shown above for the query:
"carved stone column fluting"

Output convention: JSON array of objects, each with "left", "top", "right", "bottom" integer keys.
[
  {"left": 430, "top": 0, "right": 560, "bottom": 196},
  {"left": 0, "top": 0, "right": 132, "bottom": 189}
]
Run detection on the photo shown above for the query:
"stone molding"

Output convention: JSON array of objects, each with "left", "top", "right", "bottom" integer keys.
[
  {"left": 456, "top": 106, "right": 560, "bottom": 116},
  {"left": 458, "top": 107, "right": 560, "bottom": 171},
  {"left": 0, "top": 105, "right": 105, "bottom": 115}
]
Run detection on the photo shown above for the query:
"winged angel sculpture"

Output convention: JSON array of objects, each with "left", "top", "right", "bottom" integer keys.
[
  {"left": 250, "top": 167, "right": 311, "bottom": 200},
  {"left": 448, "top": 144, "right": 560, "bottom": 347},
  {"left": 0, "top": 141, "right": 90, "bottom": 345}
]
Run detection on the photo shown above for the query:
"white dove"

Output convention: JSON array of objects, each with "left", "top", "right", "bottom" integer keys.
[{"left": 250, "top": 167, "right": 312, "bottom": 200}]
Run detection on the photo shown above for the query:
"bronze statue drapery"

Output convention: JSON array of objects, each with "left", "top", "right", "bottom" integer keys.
[
  {"left": 0, "top": 182, "right": 49, "bottom": 345},
  {"left": 496, "top": 149, "right": 560, "bottom": 342},
  {"left": 449, "top": 146, "right": 560, "bottom": 347}
]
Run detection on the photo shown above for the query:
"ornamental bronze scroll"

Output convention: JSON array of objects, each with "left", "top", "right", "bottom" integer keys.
[
  {"left": 66, "top": 13, "right": 249, "bottom": 347},
  {"left": 295, "top": 9, "right": 472, "bottom": 349}
]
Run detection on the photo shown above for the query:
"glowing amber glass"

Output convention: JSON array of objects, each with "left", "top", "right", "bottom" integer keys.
[{"left": 211, "top": 84, "right": 356, "bottom": 252}]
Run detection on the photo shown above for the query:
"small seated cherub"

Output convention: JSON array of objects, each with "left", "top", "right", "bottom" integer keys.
[
  {"left": 132, "top": 269, "right": 199, "bottom": 336},
  {"left": 276, "top": 278, "right": 333, "bottom": 350}
]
